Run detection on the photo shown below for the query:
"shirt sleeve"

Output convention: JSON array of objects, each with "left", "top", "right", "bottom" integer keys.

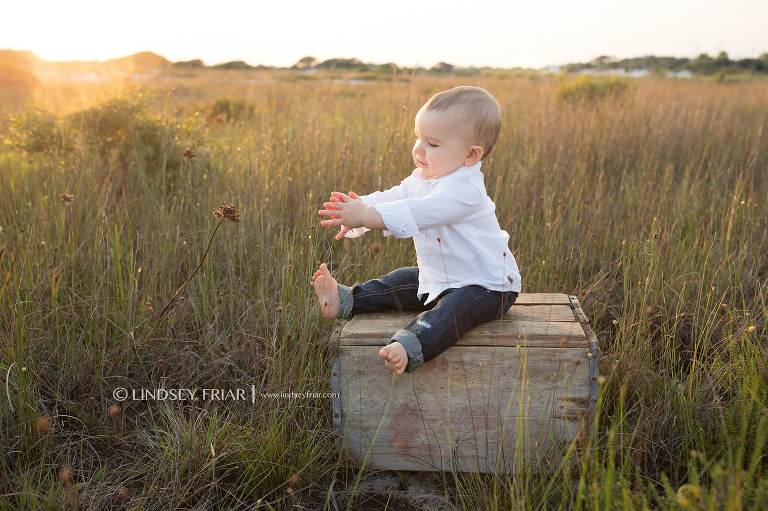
[
  {"left": 357, "top": 175, "right": 412, "bottom": 205},
  {"left": 375, "top": 176, "right": 486, "bottom": 238},
  {"left": 343, "top": 174, "right": 415, "bottom": 238}
]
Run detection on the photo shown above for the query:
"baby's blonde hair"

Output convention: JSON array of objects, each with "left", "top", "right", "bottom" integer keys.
[{"left": 423, "top": 86, "right": 501, "bottom": 161}]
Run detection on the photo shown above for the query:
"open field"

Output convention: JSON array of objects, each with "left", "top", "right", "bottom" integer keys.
[{"left": 1, "top": 72, "right": 767, "bottom": 509}]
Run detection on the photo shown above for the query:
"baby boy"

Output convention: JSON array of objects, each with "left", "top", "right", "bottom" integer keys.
[{"left": 312, "top": 86, "right": 521, "bottom": 374}]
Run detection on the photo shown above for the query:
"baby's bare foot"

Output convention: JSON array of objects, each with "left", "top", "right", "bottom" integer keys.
[
  {"left": 310, "top": 263, "right": 340, "bottom": 319},
  {"left": 379, "top": 342, "right": 408, "bottom": 375}
]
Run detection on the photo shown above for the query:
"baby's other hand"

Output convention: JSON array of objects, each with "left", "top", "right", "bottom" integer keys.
[{"left": 329, "top": 191, "right": 362, "bottom": 203}]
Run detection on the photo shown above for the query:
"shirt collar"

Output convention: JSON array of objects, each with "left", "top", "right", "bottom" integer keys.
[{"left": 419, "top": 161, "right": 482, "bottom": 184}]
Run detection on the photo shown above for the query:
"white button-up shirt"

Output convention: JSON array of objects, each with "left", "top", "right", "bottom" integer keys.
[{"left": 345, "top": 162, "right": 522, "bottom": 304}]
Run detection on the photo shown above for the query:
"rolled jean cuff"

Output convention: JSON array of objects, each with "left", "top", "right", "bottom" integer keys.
[
  {"left": 388, "top": 330, "right": 424, "bottom": 373},
  {"left": 337, "top": 284, "right": 354, "bottom": 320}
]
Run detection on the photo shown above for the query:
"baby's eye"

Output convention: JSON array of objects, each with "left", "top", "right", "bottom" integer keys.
[{"left": 428, "top": 142, "right": 437, "bottom": 148}]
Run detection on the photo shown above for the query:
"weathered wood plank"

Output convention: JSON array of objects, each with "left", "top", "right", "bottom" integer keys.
[
  {"left": 340, "top": 346, "right": 589, "bottom": 418},
  {"left": 339, "top": 318, "right": 588, "bottom": 348},
  {"left": 513, "top": 293, "right": 572, "bottom": 305},
  {"left": 570, "top": 296, "right": 600, "bottom": 421},
  {"left": 342, "top": 305, "right": 576, "bottom": 332},
  {"left": 338, "top": 346, "right": 589, "bottom": 472},
  {"left": 342, "top": 412, "right": 583, "bottom": 472},
  {"left": 331, "top": 358, "right": 342, "bottom": 449}
]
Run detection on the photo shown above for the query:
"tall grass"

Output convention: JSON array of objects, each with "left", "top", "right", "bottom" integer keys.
[{"left": 0, "top": 74, "right": 766, "bottom": 509}]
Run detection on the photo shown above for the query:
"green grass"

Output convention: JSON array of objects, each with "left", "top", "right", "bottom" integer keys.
[{"left": 0, "top": 74, "right": 766, "bottom": 509}]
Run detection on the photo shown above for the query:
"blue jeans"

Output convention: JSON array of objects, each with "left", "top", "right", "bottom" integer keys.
[{"left": 337, "top": 267, "right": 518, "bottom": 373}]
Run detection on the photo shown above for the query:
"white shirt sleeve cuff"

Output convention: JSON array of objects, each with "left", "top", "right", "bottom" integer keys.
[
  {"left": 344, "top": 226, "right": 371, "bottom": 238},
  {"left": 375, "top": 201, "right": 420, "bottom": 238}
]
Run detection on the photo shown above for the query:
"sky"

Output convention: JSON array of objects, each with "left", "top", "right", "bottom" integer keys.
[{"left": 3, "top": 0, "right": 767, "bottom": 69}]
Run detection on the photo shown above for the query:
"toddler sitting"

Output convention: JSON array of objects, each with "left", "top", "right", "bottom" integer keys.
[{"left": 312, "top": 86, "right": 521, "bottom": 374}]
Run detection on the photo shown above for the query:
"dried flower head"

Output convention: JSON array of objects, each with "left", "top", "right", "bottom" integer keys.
[
  {"left": 59, "top": 467, "right": 73, "bottom": 484},
  {"left": 180, "top": 147, "right": 198, "bottom": 159},
  {"left": 289, "top": 473, "right": 300, "bottom": 487},
  {"left": 213, "top": 201, "right": 241, "bottom": 223},
  {"left": 108, "top": 405, "right": 121, "bottom": 418},
  {"left": 35, "top": 415, "right": 52, "bottom": 435},
  {"left": 118, "top": 487, "right": 129, "bottom": 503},
  {"left": 59, "top": 193, "right": 74, "bottom": 206}
]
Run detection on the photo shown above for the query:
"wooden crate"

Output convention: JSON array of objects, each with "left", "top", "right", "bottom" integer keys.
[{"left": 330, "top": 294, "right": 599, "bottom": 473}]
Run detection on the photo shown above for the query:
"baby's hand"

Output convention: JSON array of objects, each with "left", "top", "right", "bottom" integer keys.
[{"left": 319, "top": 191, "right": 364, "bottom": 239}]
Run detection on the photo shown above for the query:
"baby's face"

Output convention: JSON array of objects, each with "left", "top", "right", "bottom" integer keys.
[{"left": 412, "top": 108, "right": 476, "bottom": 180}]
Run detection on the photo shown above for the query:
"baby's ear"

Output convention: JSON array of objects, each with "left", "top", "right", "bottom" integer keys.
[{"left": 465, "top": 145, "right": 484, "bottom": 166}]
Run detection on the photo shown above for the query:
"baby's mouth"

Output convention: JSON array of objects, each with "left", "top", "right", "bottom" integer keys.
[{"left": 415, "top": 159, "right": 427, "bottom": 167}]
